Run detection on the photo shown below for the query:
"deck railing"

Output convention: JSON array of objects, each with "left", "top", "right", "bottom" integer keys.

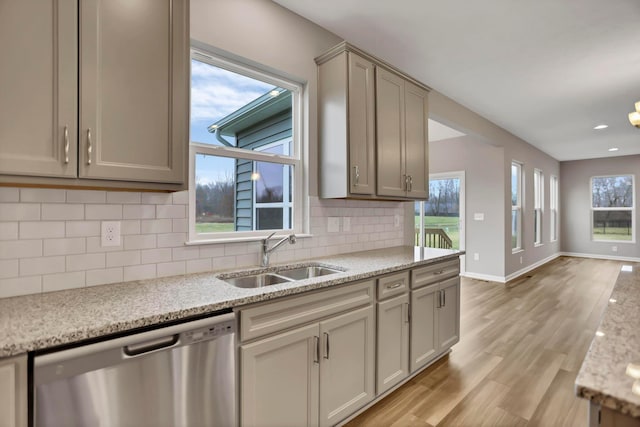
[{"left": 415, "top": 228, "right": 453, "bottom": 249}]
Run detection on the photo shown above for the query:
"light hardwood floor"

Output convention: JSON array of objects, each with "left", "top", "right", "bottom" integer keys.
[{"left": 346, "top": 256, "right": 624, "bottom": 427}]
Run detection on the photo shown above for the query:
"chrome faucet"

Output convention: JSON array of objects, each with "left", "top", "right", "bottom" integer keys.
[{"left": 261, "top": 232, "right": 296, "bottom": 267}]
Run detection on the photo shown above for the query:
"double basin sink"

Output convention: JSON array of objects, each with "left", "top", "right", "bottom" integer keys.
[{"left": 218, "top": 264, "right": 344, "bottom": 289}]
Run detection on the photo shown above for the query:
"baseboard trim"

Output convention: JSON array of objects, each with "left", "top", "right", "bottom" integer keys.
[
  {"left": 559, "top": 252, "right": 640, "bottom": 263},
  {"left": 504, "top": 253, "right": 561, "bottom": 282},
  {"left": 460, "top": 271, "right": 506, "bottom": 283}
]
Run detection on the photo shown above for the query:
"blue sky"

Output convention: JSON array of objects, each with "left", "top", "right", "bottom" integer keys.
[{"left": 190, "top": 59, "right": 275, "bottom": 184}]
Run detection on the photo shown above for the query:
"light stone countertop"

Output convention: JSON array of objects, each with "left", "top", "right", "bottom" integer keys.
[
  {"left": 575, "top": 265, "right": 640, "bottom": 418},
  {"left": 0, "top": 246, "right": 462, "bottom": 358}
]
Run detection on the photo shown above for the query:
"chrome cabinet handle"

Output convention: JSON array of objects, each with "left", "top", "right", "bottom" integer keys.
[
  {"left": 324, "top": 332, "right": 330, "bottom": 359},
  {"left": 386, "top": 282, "right": 402, "bottom": 290},
  {"left": 314, "top": 336, "right": 320, "bottom": 364},
  {"left": 408, "top": 175, "right": 413, "bottom": 192},
  {"left": 403, "top": 174, "right": 408, "bottom": 191},
  {"left": 443, "top": 290, "right": 446, "bottom": 307},
  {"left": 63, "top": 126, "right": 69, "bottom": 164},
  {"left": 87, "top": 128, "right": 92, "bottom": 165},
  {"left": 436, "top": 290, "right": 441, "bottom": 308},
  {"left": 404, "top": 302, "right": 410, "bottom": 323},
  {"left": 354, "top": 165, "right": 360, "bottom": 186},
  {"left": 433, "top": 270, "right": 445, "bottom": 275}
]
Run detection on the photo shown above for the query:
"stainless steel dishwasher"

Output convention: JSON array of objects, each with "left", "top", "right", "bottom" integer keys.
[{"left": 33, "top": 312, "right": 236, "bottom": 427}]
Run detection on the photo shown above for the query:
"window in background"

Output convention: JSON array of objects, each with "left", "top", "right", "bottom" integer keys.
[
  {"left": 511, "top": 162, "right": 523, "bottom": 252},
  {"left": 534, "top": 168, "right": 543, "bottom": 246},
  {"left": 189, "top": 49, "right": 302, "bottom": 241},
  {"left": 550, "top": 175, "right": 558, "bottom": 241},
  {"left": 591, "top": 175, "right": 634, "bottom": 242}
]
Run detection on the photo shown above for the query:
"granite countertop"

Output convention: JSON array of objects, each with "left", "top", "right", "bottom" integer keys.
[
  {"left": 0, "top": 246, "right": 462, "bottom": 358},
  {"left": 575, "top": 265, "right": 640, "bottom": 418}
]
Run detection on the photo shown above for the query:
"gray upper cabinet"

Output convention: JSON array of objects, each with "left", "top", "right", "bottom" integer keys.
[
  {"left": 0, "top": 0, "right": 78, "bottom": 179},
  {"left": 0, "top": 0, "right": 188, "bottom": 191},
  {"left": 316, "top": 42, "right": 429, "bottom": 200}
]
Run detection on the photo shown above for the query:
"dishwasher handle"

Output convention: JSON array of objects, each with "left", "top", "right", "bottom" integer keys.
[{"left": 123, "top": 334, "right": 179, "bottom": 357}]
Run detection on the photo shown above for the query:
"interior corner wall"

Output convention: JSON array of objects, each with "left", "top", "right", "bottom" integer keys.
[
  {"left": 560, "top": 155, "right": 640, "bottom": 260},
  {"left": 190, "top": 0, "right": 342, "bottom": 197},
  {"left": 429, "top": 135, "right": 505, "bottom": 279}
]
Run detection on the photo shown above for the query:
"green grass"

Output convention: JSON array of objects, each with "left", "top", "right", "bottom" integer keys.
[
  {"left": 415, "top": 216, "right": 460, "bottom": 249},
  {"left": 195, "top": 222, "right": 234, "bottom": 233},
  {"left": 593, "top": 227, "right": 632, "bottom": 241}
]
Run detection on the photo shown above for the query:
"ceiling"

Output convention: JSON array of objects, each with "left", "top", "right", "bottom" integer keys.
[{"left": 274, "top": 0, "right": 640, "bottom": 161}]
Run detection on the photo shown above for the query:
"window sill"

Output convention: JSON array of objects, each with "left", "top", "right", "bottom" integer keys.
[
  {"left": 185, "top": 233, "right": 313, "bottom": 246},
  {"left": 534, "top": 243, "right": 544, "bottom": 248},
  {"left": 512, "top": 249, "right": 524, "bottom": 255},
  {"left": 591, "top": 239, "right": 636, "bottom": 244}
]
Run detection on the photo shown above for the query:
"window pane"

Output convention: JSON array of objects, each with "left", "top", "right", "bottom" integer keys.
[
  {"left": 592, "top": 176, "right": 633, "bottom": 208},
  {"left": 511, "top": 164, "right": 519, "bottom": 206},
  {"left": 511, "top": 210, "right": 520, "bottom": 249},
  {"left": 190, "top": 58, "right": 292, "bottom": 150},
  {"left": 593, "top": 210, "right": 632, "bottom": 241},
  {"left": 195, "top": 154, "right": 294, "bottom": 233}
]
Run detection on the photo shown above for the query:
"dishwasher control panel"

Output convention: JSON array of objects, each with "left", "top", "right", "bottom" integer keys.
[{"left": 182, "top": 318, "right": 235, "bottom": 344}]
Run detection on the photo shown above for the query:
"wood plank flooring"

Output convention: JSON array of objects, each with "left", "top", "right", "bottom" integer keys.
[{"left": 346, "top": 256, "right": 624, "bottom": 426}]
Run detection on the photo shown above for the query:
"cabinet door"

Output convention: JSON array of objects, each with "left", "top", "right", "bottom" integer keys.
[
  {"left": 319, "top": 305, "right": 375, "bottom": 427},
  {"left": 348, "top": 53, "right": 376, "bottom": 196},
  {"left": 438, "top": 277, "right": 460, "bottom": 351},
  {"left": 79, "top": 0, "right": 188, "bottom": 184},
  {"left": 404, "top": 81, "right": 429, "bottom": 199},
  {"left": 0, "top": 355, "right": 27, "bottom": 427},
  {"left": 410, "top": 283, "right": 439, "bottom": 373},
  {"left": 0, "top": 0, "right": 77, "bottom": 178},
  {"left": 376, "top": 68, "right": 406, "bottom": 198},
  {"left": 377, "top": 294, "right": 410, "bottom": 395},
  {"left": 241, "top": 323, "right": 320, "bottom": 427}
]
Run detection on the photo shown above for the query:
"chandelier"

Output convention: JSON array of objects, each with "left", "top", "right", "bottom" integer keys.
[{"left": 630, "top": 101, "right": 640, "bottom": 128}]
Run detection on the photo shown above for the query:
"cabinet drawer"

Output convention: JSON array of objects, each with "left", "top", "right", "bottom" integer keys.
[
  {"left": 412, "top": 259, "right": 459, "bottom": 289},
  {"left": 377, "top": 271, "right": 409, "bottom": 300},
  {"left": 239, "top": 280, "right": 375, "bottom": 342}
]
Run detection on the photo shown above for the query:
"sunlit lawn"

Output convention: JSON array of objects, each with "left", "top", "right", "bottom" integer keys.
[
  {"left": 593, "top": 227, "right": 632, "bottom": 241},
  {"left": 415, "top": 216, "right": 460, "bottom": 249},
  {"left": 196, "top": 223, "right": 234, "bottom": 233}
]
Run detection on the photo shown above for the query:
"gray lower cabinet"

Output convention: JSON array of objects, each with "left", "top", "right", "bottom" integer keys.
[
  {"left": 438, "top": 277, "right": 461, "bottom": 350},
  {"left": 0, "top": 354, "right": 27, "bottom": 427},
  {"left": 0, "top": 0, "right": 188, "bottom": 190},
  {"left": 376, "top": 293, "right": 410, "bottom": 394}
]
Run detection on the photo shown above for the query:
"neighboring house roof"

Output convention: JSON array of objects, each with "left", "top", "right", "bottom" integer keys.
[{"left": 207, "top": 88, "right": 291, "bottom": 146}]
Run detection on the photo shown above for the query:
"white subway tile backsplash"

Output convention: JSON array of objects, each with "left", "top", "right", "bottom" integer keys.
[
  {"left": 123, "top": 234, "right": 156, "bottom": 250},
  {"left": 0, "top": 260, "right": 18, "bottom": 279},
  {"left": 21, "top": 188, "right": 65, "bottom": 203},
  {"left": 157, "top": 261, "right": 186, "bottom": 277},
  {"left": 86, "top": 267, "right": 123, "bottom": 287},
  {"left": 106, "top": 250, "right": 142, "bottom": 267},
  {"left": 66, "top": 221, "right": 100, "bottom": 237},
  {"left": 123, "top": 264, "right": 156, "bottom": 281},
  {"left": 43, "top": 272, "right": 85, "bottom": 293},
  {"left": 107, "top": 191, "right": 141, "bottom": 204},
  {"left": 44, "top": 238, "right": 86, "bottom": 256},
  {"left": 0, "top": 203, "right": 40, "bottom": 221},
  {"left": 20, "top": 256, "right": 65, "bottom": 275},
  {"left": 0, "top": 189, "right": 407, "bottom": 298},
  {"left": 0, "top": 188, "right": 19, "bottom": 202},
  {"left": 66, "top": 253, "right": 105, "bottom": 272},
  {"left": 123, "top": 205, "right": 156, "bottom": 219},
  {"left": 66, "top": 190, "right": 106, "bottom": 204},
  {"left": 85, "top": 205, "right": 122, "bottom": 220},
  {"left": 0, "top": 276, "right": 42, "bottom": 298},
  {"left": 42, "top": 204, "right": 84, "bottom": 220},
  {"left": 0, "top": 222, "right": 18, "bottom": 240},
  {"left": 0, "top": 240, "right": 42, "bottom": 259},
  {"left": 19, "top": 221, "right": 65, "bottom": 239},
  {"left": 156, "top": 205, "right": 186, "bottom": 219}
]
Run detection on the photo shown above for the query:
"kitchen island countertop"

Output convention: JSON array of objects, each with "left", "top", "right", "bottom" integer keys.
[
  {"left": 575, "top": 264, "right": 640, "bottom": 418},
  {"left": 0, "top": 246, "right": 462, "bottom": 358}
]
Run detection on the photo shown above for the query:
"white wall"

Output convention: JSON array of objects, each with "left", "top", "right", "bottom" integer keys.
[
  {"left": 429, "top": 135, "right": 505, "bottom": 279},
  {"left": 561, "top": 155, "right": 640, "bottom": 260}
]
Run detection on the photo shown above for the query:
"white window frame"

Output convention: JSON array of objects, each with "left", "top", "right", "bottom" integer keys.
[
  {"left": 188, "top": 48, "right": 304, "bottom": 243},
  {"left": 512, "top": 161, "right": 523, "bottom": 253},
  {"left": 534, "top": 168, "right": 544, "bottom": 246},
  {"left": 550, "top": 175, "right": 558, "bottom": 242},
  {"left": 590, "top": 174, "right": 635, "bottom": 243}
]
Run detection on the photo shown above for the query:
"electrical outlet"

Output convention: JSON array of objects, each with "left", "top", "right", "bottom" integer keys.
[
  {"left": 473, "top": 253, "right": 479, "bottom": 261},
  {"left": 612, "top": 246, "right": 618, "bottom": 252},
  {"left": 394, "top": 215, "right": 401, "bottom": 228},
  {"left": 343, "top": 217, "right": 351, "bottom": 232},
  {"left": 101, "top": 221, "right": 121, "bottom": 247},
  {"left": 327, "top": 217, "right": 340, "bottom": 233}
]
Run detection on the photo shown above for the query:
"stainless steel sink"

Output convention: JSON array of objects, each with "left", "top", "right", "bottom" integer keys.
[
  {"left": 276, "top": 266, "right": 343, "bottom": 280},
  {"left": 222, "top": 273, "right": 291, "bottom": 289}
]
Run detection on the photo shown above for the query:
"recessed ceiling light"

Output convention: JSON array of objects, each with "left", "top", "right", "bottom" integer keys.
[
  {"left": 594, "top": 124, "right": 608, "bottom": 130},
  {"left": 609, "top": 147, "right": 619, "bottom": 152}
]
